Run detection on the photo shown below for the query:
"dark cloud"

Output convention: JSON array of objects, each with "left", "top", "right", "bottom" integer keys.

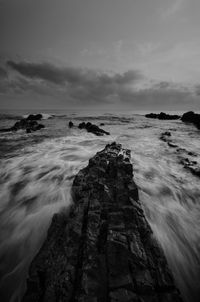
[
  {"left": 0, "top": 67, "right": 7, "bottom": 79},
  {"left": 1, "top": 60, "right": 197, "bottom": 110},
  {"left": 7, "top": 60, "right": 142, "bottom": 86}
]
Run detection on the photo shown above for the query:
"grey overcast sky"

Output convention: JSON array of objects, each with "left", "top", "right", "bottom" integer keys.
[{"left": 0, "top": 0, "right": 200, "bottom": 111}]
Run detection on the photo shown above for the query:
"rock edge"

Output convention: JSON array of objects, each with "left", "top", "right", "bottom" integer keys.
[{"left": 23, "top": 142, "right": 182, "bottom": 302}]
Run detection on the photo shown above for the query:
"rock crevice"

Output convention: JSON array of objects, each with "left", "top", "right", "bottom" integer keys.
[{"left": 23, "top": 142, "right": 182, "bottom": 302}]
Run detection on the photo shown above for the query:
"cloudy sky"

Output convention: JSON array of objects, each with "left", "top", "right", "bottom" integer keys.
[{"left": 0, "top": 0, "right": 200, "bottom": 111}]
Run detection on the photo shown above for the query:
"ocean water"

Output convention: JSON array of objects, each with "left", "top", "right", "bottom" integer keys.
[{"left": 0, "top": 111, "right": 200, "bottom": 302}]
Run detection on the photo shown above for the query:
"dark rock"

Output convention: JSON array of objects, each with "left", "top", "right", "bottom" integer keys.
[
  {"left": 188, "top": 151, "right": 197, "bottom": 157},
  {"left": 0, "top": 128, "right": 11, "bottom": 132},
  {"left": 2, "top": 117, "right": 46, "bottom": 133},
  {"left": 100, "top": 123, "right": 105, "bottom": 126},
  {"left": 26, "top": 114, "right": 43, "bottom": 121},
  {"left": 160, "top": 132, "right": 171, "bottom": 142},
  {"left": 160, "top": 132, "right": 178, "bottom": 148},
  {"left": 145, "top": 112, "right": 180, "bottom": 120},
  {"left": 68, "top": 121, "right": 74, "bottom": 128},
  {"left": 180, "top": 157, "right": 200, "bottom": 177},
  {"left": 163, "top": 132, "right": 171, "bottom": 136},
  {"left": 23, "top": 142, "right": 182, "bottom": 302},
  {"left": 167, "top": 142, "right": 178, "bottom": 148},
  {"left": 181, "top": 111, "right": 200, "bottom": 129},
  {"left": 78, "top": 121, "right": 110, "bottom": 136}
]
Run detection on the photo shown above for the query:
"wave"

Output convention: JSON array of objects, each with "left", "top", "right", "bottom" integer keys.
[
  {"left": 22, "top": 113, "right": 55, "bottom": 120},
  {"left": 0, "top": 114, "right": 22, "bottom": 120}
]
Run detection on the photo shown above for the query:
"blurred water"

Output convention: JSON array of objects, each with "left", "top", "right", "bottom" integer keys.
[{"left": 0, "top": 114, "right": 200, "bottom": 302}]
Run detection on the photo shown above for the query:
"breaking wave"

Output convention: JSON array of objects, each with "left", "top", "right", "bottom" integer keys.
[{"left": 0, "top": 114, "right": 200, "bottom": 302}]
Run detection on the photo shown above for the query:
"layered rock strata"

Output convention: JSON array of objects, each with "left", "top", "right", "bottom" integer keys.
[{"left": 23, "top": 142, "right": 182, "bottom": 302}]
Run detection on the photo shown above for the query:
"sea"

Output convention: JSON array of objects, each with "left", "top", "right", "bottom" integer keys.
[{"left": 0, "top": 109, "right": 200, "bottom": 302}]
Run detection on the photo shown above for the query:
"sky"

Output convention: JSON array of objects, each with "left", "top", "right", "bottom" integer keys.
[{"left": 0, "top": 0, "right": 200, "bottom": 112}]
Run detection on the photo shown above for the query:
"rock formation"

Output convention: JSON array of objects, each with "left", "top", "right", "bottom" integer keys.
[
  {"left": 23, "top": 142, "right": 182, "bottom": 302},
  {"left": 0, "top": 116, "right": 45, "bottom": 133},
  {"left": 69, "top": 121, "right": 74, "bottom": 128},
  {"left": 181, "top": 111, "right": 200, "bottom": 129},
  {"left": 78, "top": 122, "right": 110, "bottom": 136},
  {"left": 26, "top": 114, "right": 43, "bottom": 121},
  {"left": 145, "top": 112, "right": 180, "bottom": 120}
]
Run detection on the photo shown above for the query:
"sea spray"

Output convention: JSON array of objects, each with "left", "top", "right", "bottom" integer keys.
[{"left": 0, "top": 114, "right": 199, "bottom": 302}]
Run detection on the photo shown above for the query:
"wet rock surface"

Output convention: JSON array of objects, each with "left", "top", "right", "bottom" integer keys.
[
  {"left": 0, "top": 116, "right": 45, "bottom": 133},
  {"left": 145, "top": 112, "right": 180, "bottom": 120},
  {"left": 23, "top": 142, "right": 182, "bottom": 302},
  {"left": 78, "top": 122, "right": 110, "bottom": 136},
  {"left": 181, "top": 111, "right": 200, "bottom": 129}
]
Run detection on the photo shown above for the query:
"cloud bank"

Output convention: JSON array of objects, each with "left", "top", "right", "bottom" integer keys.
[{"left": 0, "top": 59, "right": 199, "bottom": 111}]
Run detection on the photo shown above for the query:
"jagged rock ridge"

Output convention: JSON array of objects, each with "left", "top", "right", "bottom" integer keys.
[{"left": 23, "top": 142, "right": 182, "bottom": 302}]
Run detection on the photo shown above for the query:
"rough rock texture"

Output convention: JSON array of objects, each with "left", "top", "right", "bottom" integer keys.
[
  {"left": 181, "top": 111, "right": 200, "bottom": 129},
  {"left": 0, "top": 118, "right": 45, "bottom": 133},
  {"left": 145, "top": 112, "right": 180, "bottom": 120},
  {"left": 23, "top": 142, "right": 182, "bottom": 302},
  {"left": 78, "top": 122, "right": 110, "bottom": 136}
]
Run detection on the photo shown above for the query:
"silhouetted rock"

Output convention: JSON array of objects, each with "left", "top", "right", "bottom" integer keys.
[
  {"left": 68, "top": 121, "right": 74, "bottom": 128},
  {"left": 100, "top": 123, "right": 105, "bottom": 126},
  {"left": 23, "top": 142, "right": 182, "bottom": 302},
  {"left": 78, "top": 121, "right": 110, "bottom": 136},
  {"left": 0, "top": 116, "right": 45, "bottom": 133},
  {"left": 146, "top": 112, "right": 180, "bottom": 120},
  {"left": 10, "top": 119, "right": 45, "bottom": 132},
  {"left": 26, "top": 114, "right": 43, "bottom": 120},
  {"left": 181, "top": 111, "right": 200, "bottom": 129}
]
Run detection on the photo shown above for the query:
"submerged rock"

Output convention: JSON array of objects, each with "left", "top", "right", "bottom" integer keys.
[
  {"left": 23, "top": 142, "right": 182, "bottom": 302},
  {"left": 180, "top": 157, "right": 200, "bottom": 177},
  {"left": 181, "top": 111, "right": 200, "bottom": 129},
  {"left": 78, "top": 122, "right": 110, "bottom": 136},
  {"left": 146, "top": 112, "right": 180, "bottom": 120}
]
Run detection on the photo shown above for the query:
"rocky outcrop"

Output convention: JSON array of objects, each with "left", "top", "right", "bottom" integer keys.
[
  {"left": 26, "top": 114, "right": 43, "bottom": 121},
  {"left": 69, "top": 121, "right": 74, "bottom": 128},
  {"left": 0, "top": 117, "right": 45, "bottom": 133},
  {"left": 23, "top": 142, "right": 182, "bottom": 302},
  {"left": 146, "top": 112, "right": 180, "bottom": 120},
  {"left": 12, "top": 119, "right": 45, "bottom": 133},
  {"left": 78, "top": 122, "right": 110, "bottom": 136},
  {"left": 181, "top": 111, "right": 200, "bottom": 129}
]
